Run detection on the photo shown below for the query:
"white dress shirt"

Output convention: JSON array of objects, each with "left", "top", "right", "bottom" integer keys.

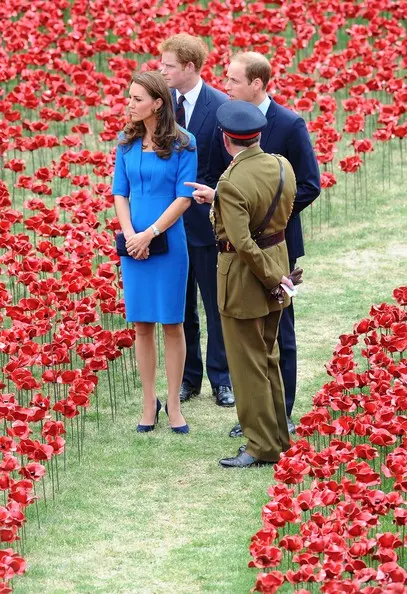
[
  {"left": 176, "top": 78, "right": 203, "bottom": 128},
  {"left": 257, "top": 95, "right": 271, "bottom": 116}
]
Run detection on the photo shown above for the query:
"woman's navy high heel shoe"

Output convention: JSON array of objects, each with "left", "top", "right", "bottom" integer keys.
[
  {"left": 165, "top": 403, "right": 189, "bottom": 434},
  {"left": 136, "top": 399, "right": 162, "bottom": 433}
]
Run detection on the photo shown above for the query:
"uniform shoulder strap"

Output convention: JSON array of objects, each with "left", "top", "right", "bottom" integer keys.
[{"left": 251, "top": 154, "right": 285, "bottom": 240}]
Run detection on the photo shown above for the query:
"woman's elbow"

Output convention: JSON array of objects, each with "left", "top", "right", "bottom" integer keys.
[
  {"left": 114, "top": 194, "right": 129, "bottom": 205},
  {"left": 178, "top": 197, "right": 192, "bottom": 213}
]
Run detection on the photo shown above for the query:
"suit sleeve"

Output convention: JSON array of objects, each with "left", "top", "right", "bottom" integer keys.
[
  {"left": 217, "top": 179, "right": 285, "bottom": 288},
  {"left": 205, "top": 126, "right": 231, "bottom": 188},
  {"left": 286, "top": 118, "right": 320, "bottom": 216},
  {"left": 112, "top": 145, "right": 130, "bottom": 197},
  {"left": 176, "top": 136, "right": 198, "bottom": 199}
]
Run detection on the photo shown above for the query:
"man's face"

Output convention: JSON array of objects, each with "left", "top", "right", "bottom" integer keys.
[
  {"left": 160, "top": 51, "right": 189, "bottom": 91},
  {"left": 225, "top": 60, "right": 257, "bottom": 102}
]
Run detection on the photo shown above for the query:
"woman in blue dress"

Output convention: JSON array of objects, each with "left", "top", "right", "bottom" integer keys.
[{"left": 112, "top": 71, "right": 197, "bottom": 434}]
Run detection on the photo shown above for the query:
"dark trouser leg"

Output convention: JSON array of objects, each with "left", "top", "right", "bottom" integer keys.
[
  {"left": 277, "top": 259, "right": 297, "bottom": 417},
  {"left": 220, "top": 312, "right": 288, "bottom": 462},
  {"left": 182, "top": 252, "right": 203, "bottom": 391},
  {"left": 192, "top": 245, "right": 230, "bottom": 389}
]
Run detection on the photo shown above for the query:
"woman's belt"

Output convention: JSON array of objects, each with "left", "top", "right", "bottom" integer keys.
[{"left": 217, "top": 230, "right": 285, "bottom": 253}]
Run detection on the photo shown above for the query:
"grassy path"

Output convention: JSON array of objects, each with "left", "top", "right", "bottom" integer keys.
[{"left": 15, "top": 178, "right": 406, "bottom": 594}]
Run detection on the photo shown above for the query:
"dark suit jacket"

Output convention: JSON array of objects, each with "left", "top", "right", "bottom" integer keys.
[
  {"left": 172, "top": 82, "right": 228, "bottom": 247},
  {"left": 207, "top": 98, "right": 321, "bottom": 260}
]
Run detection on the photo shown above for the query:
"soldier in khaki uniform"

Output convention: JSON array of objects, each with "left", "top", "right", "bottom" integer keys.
[{"left": 186, "top": 100, "right": 296, "bottom": 467}]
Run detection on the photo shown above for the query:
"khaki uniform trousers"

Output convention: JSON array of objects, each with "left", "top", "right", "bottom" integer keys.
[{"left": 220, "top": 310, "right": 290, "bottom": 462}]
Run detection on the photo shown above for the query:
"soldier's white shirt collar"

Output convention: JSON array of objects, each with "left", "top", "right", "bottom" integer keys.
[{"left": 233, "top": 149, "right": 247, "bottom": 160}]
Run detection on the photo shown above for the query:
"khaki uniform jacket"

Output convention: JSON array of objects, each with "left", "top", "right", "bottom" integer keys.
[{"left": 214, "top": 145, "right": 296, "bottom": 319}]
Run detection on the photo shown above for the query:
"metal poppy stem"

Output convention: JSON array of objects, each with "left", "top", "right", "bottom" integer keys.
[
  {"left": 106, "top": 364, "right": 115, "bottom": 421},
  {"left": 48, "top": 456, "right": 55, "bottom": 501},
  {"left": 80, "top": 406, "right": 86, "bottom": 456},
  {"left": 33, "top": 483, "right": 41, "bottom": 529},
  {"left": 41, "top": 475, "right": 47, "bottom": 509},
  {"left": 95, "top": 384, "right": 100, "bottom": 430},
  {"left": 75, "top": 414, "right": 81, "bottom": 461},
  {"left": 119, "top": 353, "right": 128, "bottom": 402}
]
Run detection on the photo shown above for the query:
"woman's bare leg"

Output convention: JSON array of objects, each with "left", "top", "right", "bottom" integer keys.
[
  {"left": 163, "top": 323, "right": 186, "bottom": 427},
  {"left": 135, "top": 322, "right": 157, "bottom": 425}
]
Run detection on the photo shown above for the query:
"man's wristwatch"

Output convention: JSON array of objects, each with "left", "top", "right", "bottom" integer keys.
[{"left": 151, "top": 224, "right": 160, "bottom": 237}]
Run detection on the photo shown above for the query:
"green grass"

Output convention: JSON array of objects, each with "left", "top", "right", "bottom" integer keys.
[{"left": 11, "top": 143, "right": 406, "bottom": 593}]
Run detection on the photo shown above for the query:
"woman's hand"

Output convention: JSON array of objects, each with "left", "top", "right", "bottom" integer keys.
[
  {"left": 184, "top": 182, "right": 215, "bottom": 204},
  {"left": 125, "top": 230, "right": 153, "bottom": 260}
]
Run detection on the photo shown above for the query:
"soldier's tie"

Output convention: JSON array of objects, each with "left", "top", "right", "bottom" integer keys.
[{"left": 175, "top": 94, "right": 186, "bottom": 128}]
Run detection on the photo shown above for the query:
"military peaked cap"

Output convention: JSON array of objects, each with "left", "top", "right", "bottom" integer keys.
[{"left": 216, "top": 100, "right": 267, "bottom": 140}]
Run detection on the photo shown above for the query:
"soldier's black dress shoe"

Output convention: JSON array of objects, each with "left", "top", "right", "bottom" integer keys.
[
  {"left": 229, "top": 422, "right": 243, "bottom": 437},
  {"left": 212, "top": 386, "right": 235, "bottom": 407},
  {"left": 219, "top": 451, "right": 274, "bottom": 468},
  {"left": 179, "top": 383, "right": 200, "bottom": 403}
]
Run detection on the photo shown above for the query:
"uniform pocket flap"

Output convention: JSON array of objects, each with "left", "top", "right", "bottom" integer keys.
[{"left": 217, "top": 255, "right": 233, "bottom": 275}]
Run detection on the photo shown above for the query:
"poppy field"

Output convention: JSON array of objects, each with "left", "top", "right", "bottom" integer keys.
[
  {"left": 250, "top": 289, "right": 407, "bottom": 594},
  {"left": 0, "top": 0, "right": 406, "bottom": 591}
]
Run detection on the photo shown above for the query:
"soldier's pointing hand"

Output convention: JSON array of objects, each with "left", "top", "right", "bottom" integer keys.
[{"left": 184, "top": 182, "right": 215, "bottom": 204}]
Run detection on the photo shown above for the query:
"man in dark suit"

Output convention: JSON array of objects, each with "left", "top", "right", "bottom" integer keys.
[
  {"left": 207, "top": 52, "right": 320, "bottom": 435},
  {"left": 159, "top": 34, "right": 235, "bottom": 407}
]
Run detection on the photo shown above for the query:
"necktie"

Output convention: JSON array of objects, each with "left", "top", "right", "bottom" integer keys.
[{"left": 175, "top": 94, "right": 186, "bottom": 128}]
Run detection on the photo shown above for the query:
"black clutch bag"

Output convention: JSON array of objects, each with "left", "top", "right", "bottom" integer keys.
[{"left": 116, "top": 231, "right": 168, "bottom": 257}]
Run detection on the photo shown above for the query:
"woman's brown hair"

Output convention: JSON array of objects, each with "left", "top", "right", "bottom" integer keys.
[{"left": 119, "top": 70, "right": 194, "bottom": 159}]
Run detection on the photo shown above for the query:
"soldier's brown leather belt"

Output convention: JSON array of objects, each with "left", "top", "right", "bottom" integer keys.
[{"left": 217, "top": 230, "right": 285, "bottom": 253}]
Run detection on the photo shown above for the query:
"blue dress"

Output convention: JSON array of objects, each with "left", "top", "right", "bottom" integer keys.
[{"left": 112, "top": 134, "right": 197, "bottom": 323}]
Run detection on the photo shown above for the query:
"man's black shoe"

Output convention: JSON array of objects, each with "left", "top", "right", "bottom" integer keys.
[
  {"left": 229, "top": 422, "right": 243, "bottom": 438},
  {"left": 219, "top": 451, "right": 274, "bottom": 468},
  {"left": 179, "top": 383, "right": 200, "bottom": 403},
  {"left": 238, "top": 444, "right": 247, "bottom": 454},
  {"left": 287, "top": 416, "right": 296, "bottom": 434},
  {"left": 212, "top": 386, "right": 235, "bottom": 407}
]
